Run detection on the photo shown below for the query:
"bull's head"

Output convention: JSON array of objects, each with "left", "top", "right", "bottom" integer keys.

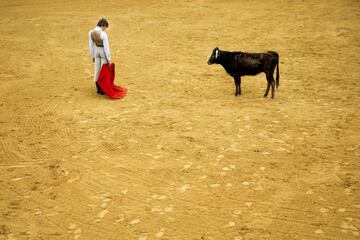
[{"left": 207, "top": 47, "right": 220, "bottom": 65}]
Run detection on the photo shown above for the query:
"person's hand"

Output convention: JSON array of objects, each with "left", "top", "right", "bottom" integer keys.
[{"left": 107, "top": 60, "right": 111, "bottom": 66}]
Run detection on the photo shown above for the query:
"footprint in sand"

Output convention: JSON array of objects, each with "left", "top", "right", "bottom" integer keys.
[
  {"left": 95, "top": 195, "right": 112, "bottom": 223},
  {"left": 341, "top": 219, "right": 358, "bottom": 233},
  {"left": 306, "top": 190, "right": 314, "bottom": 195},
  {"left": 151, "top": 206, "right": 173, "bottom": 215},
  {"left": 114, "top": 214, "right": 125, "bottom": 224},
  {"left": 151, "top": 207, "right": 162, "bottom": 213},
  {"left": 320, "top": 207, "right": 328, "bottom": 213},
  {"left": 242, "top": 181, "right": 250, "bottom": 186},
  {"left": 67, "top": 176, "right": 80, "bottom": 183},
  {"left": 178, "top": 184, "right": 190, "bottom": 192},
  {"left": 97, "top": 210, "right": 109, "bottom": 219},
  {"left": 69, "top": 223, "right": 77, "bottom": 230},
  {"left": 220, "top": 172, "right": 228, "bottom": 176},
  {"left": 152, "top": 194, "right": 167, "bottom": 200},
  {"left": 7, "top": 233, "right": 17, "bottom": 240},
  {"left": 137, "top": 234, "right": 147, "bottom": 240},
  {"left": 11, "top": 177, "right": 24, "bottom": 182},
  {"left": 164, "top": 207, "right": 173, "bottom": 213},
  {"left": 233, "top": 210, "right": 242, "bottom": 215},
  {"left": 255, "top": 185, "right": 264, "bottom": 191},
  {"left": 101, "top": 198, "right": 112, "bottom": 208},
  {"left": 338, "top": 208, "right": 346, "bottom": 213},
  {"left": 156, "top": 228, "right": 165, "bottom": 238},
  {"left": 198, "top": 175, "right": 207, "bottom": 181},
  {"left": 74, "top": 227, "right": 82, "bottom": 240},
  {"left": 222, "top": 167, "right": 231, "bottom": 171},
  {"left": 130, "top": 218, "right": 141, "bottom": 225},
  {"left": 225, "top": 222, "right": 235, "bottom": 227},
  {"left": 183, "top": 163, "right": 192, "bottom": 169},
  {"left": 68, "top": 224, "right": 82, "bottom": 240},
  {"left": 216, "top": 155, "right": 224, "bottom": 162},
  {"left": 344, "top": 188, "right": 351, "bottom": 195},
  {"left": 120, "top": 188, "right": 128, "bottom": 195}
]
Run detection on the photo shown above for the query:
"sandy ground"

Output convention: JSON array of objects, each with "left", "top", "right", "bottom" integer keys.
[{"left": 0, "top": 0, "right": 359, "bottom": 239}]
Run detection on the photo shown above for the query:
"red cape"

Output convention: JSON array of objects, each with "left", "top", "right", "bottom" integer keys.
[{"left": 97, "top": 63, "right": 127, "bottom": 99}]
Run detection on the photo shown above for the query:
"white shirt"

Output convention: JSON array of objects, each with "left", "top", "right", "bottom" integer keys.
[{"left": 88, "top": 26, "right": 111, "bottom": 61}]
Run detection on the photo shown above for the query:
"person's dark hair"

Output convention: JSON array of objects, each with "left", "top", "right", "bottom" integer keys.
[{"left": 97, "top": 18, "right": 109, "bottom": 28}]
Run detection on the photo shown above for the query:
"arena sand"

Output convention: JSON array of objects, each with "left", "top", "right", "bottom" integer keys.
[{"left": 0, "top": 0, "right": 359, "bottom": 239}]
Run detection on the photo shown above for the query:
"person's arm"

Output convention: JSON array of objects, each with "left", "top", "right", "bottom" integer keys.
[
  {"left": 88, "top": 31, "right": 95, "bottom": 61},
  {"left": 101, "top": 32, "right": 111, "bottom": 63}
]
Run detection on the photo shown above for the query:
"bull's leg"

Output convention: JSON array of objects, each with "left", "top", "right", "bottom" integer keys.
[
  {"left": 271, "top": 80, "right": 276, "bottom": 98},
  {"left": 238, "top": 76, "right": 242, "bottom": 95},
  {"left": 233, "top": 78, "right": 237, "bottom": 96},
  {"left": 234, "top": 77, "right": 240, "bottom": 96},
  {"left": 264, "top": 76, "right": 271, "bottom": 97},
  {"left": 234, "top": 76, "right": 241, "bottom": 96},
  {"left": 267, "top": 72, "right": 276, "bottom": 98}
]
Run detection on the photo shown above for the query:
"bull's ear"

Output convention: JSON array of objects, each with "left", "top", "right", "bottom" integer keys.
[{"left": 215, "top": 47, "right": 219, "bottom": 50}]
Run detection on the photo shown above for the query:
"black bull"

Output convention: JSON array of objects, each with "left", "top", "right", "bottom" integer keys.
[{"left": 208, "top": 48, "right": 280, "bottom": 98}]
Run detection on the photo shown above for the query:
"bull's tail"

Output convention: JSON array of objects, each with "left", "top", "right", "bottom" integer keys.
[{"left": 276, "top": 53, "right": 280, "bottom": 88}]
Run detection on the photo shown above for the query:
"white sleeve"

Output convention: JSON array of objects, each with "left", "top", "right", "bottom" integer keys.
[
  {"left": 101, "top": 32, "right": 111, "bottom": 61},
  {"left": 88, "top": 31, "right": 94, "bottom": 58}
]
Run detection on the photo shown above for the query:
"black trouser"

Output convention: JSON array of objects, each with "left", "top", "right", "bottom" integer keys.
[{"left": 96, "top": 82, "right": 104, "bottom": 94}]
